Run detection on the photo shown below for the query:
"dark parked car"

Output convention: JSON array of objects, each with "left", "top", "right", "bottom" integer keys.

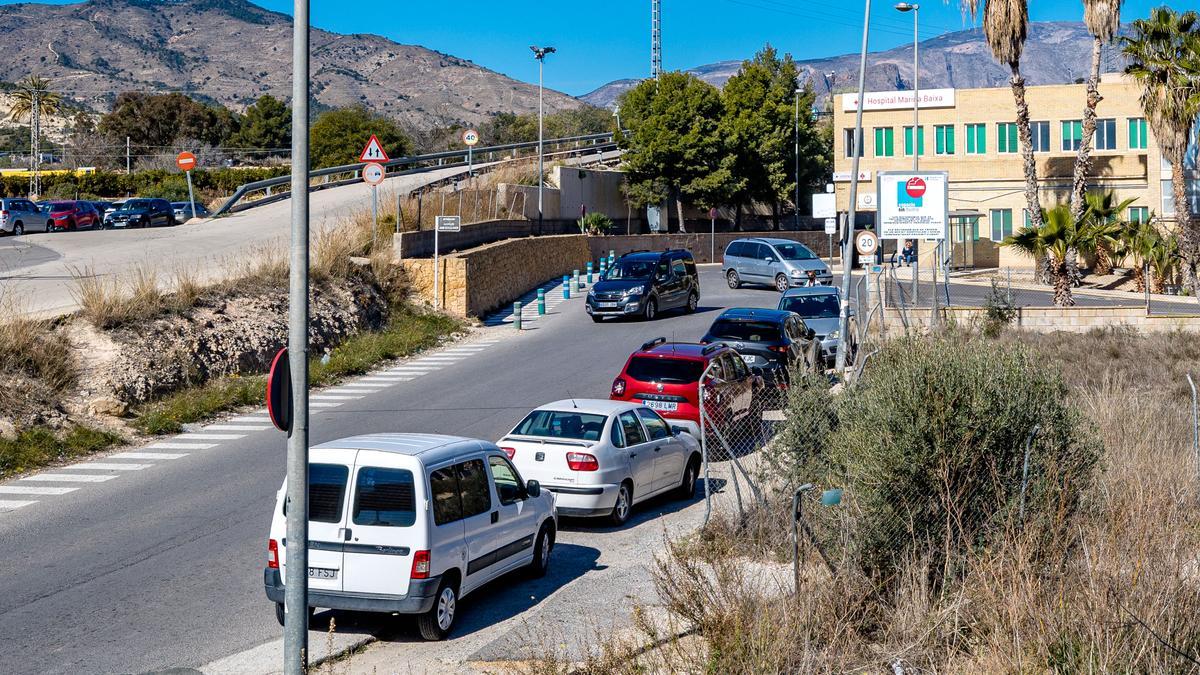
[
  {"left": 103, "top": 198, "right": 176, "bottom": 229},
  {"left": 700, "top": 308, "right": 816, "bottom": 386},
  {"left": 89, "top": 201, "right": 117, "bottom": 219},
  {"left": 47, "top": 200, "right": 101, "bottom": 231},
  {"left": 778, "top": 286, "right": 852, "bottom": 367},
  {"left": 172, "top": 202, "right": 211, "bottom": 221},
  {"left": 586, "top": 249, "right": 699, "bottom": 322}
]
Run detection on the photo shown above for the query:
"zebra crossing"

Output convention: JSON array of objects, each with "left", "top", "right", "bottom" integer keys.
[
  {"left": 0, "top": 336, "right": 503, "bottom": 514},
  {"left": 482, "top": 278, "right": 580, "bottom": 327}
]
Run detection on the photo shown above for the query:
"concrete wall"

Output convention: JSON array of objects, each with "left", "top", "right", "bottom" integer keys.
[
  {"left": 554, "top": 166, "right": 629, "bottom": 220},
  {"left": 884, "top": 306, "right": 1200, "bottom": 332},
  {"left": 500, "top": 183, "right": 562, "bottom": 222},
  {"left": 395, "top": 218, "right": 578, "bottom": 258},
  {"left": 400, "top": 235, "right": 592, "bottom": 317}
]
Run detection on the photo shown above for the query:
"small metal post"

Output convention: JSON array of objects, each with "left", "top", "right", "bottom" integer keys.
[
  {"left": 371, "top": 184, "right": 378, "bottom": 250},
  {"left": 562, "top": 275, "right": 570, "bottom": 299},
  {"left": 792, "top": 486, "right": 812, "bottom": 595},
  {"left": 185, "top": 169, "right": 196, "bottom": 224},
  {"left": 537, "top": 288, "right": 546, "bottom": 315},
  {"left": 1145, "top": 262, "right": 1151, "bottom": 315},
  {"left": 513, "top": 301, "right": 523, "bottom": 330},
  {"left": 395, "top": 191, "right": 402, "bottom": 234}
]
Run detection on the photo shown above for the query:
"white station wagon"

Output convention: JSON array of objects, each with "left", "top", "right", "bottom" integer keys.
[
  {"left": 500, "top": 400, "right": 702, "bottom": 525},
  {"left": 264, "top": 434, "right": 557, "bottom": 640}
]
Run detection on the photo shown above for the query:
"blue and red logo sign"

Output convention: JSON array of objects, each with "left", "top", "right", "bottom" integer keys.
[{"left": 897, "top": 176, "right": 926, "bottom": 210}]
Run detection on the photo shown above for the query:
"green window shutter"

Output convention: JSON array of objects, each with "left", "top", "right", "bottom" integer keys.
[
  {"left": 874, "top": 128, "right": 882, "bottom": 156},
  {"left": 917, "top": 126, "right": 924, "bottom": 155},
  {"left": 904, "top": 127, "right": 913, "bottom": 156},
  {"left": 967, "top": 125, "right": 976, "bottom": 154},
  {"left": 946, "top": 126, "right": 955, "bottom": 154}
]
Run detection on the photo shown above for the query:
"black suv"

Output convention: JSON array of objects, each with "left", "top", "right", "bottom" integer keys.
[
  {"left": 700, "top": 308, "right": 815, "bottom": 386},
  {"left": 586, "top": 249, "right": 700, "bottom": 322},
  {"left": 103, "top": 198, "right": 176, "bottom": 229}
]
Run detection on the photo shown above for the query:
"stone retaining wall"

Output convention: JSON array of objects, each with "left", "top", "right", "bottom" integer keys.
[{"left": 884, "top": 306, "right": 1200, "bottom": 332}]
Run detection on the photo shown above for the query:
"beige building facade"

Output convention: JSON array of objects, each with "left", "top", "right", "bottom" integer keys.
[{"left": 832, "top": 74, "right": 1167, "bottom": 268}]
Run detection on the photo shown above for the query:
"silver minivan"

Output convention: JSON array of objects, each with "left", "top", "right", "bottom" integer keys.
[
  {"left": 723, "top": 238, "right": 831, "bottom": 292},
  {"left": 264, "top": 433, "right": 557, "bottom": 641}
]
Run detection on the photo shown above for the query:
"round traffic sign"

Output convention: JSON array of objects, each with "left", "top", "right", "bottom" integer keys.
[
  {"left": 905, "top": 176, "right": 927, "bottom": 199},
  {"left": 462, "top": 129, "right": 480, "bottom": 147},
  {"left": 855, "top": 230, "right": 880, "bottom": 257},
  {"left": 362, "top": 162, "right": 385, "bottom": 186},
  {"left": 176, "top": 151, "right": 197, "bottom": 172}
]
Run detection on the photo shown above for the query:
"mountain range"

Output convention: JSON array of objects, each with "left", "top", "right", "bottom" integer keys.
[
  {"left": 0, "top": 0, "right": 583, "bottom": 131},
  {"left": 583, "top": 22, "right": 1128, "bottom": 109}
]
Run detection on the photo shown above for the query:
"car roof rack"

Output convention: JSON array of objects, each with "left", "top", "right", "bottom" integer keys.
[{"left": 640, "top": 336, "right": 667, "bottom": 351}]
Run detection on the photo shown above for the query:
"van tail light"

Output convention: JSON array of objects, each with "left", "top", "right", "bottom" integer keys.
[
  {"left": 411, "top": 550, "right": 431, "bottom": 579},
  {"left": 501, "top": 446, "right": 516, "bottom": 459},
  {"left": 611, "top": 378, "right": 626, "bottom": 397},
  {"left": 567, "top": 452, "right": 599, "bottom": 471},
  {"left": 768, "top": 345, "right": 789, "bottom": 353},
  {"left": 267, "top": 539, "right": 279, "bottom": 569}
]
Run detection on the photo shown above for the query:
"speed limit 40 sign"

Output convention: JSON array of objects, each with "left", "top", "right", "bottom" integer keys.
[{"left": 462, "top": 129, "right": 480, "bottom": 146}]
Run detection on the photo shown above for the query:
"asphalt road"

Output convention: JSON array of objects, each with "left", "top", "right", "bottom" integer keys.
[{"left": 0, "top": 266, "right": 785, "bottom": 674}]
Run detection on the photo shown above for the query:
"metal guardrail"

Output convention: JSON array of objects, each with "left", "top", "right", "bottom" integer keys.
[{"left": 212, "top": 132, "right": 618, "bottom": 217}]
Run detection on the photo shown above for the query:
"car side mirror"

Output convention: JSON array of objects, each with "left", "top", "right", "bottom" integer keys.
[
  {"left": 525, "top": 480, "right": 541, "bottom": 498},
  {"left": 670, "top": 425, "right": 687, "bottom": 436},
  {"left": 806, "top": 328, "right": 817, "bottom": 340},
  {"left": 764, "top": 256, "right": 774, "bottom": 263}
]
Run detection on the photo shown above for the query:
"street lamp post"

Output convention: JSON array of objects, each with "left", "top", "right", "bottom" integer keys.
[
  {"left": 896, "top": 2, "right": 920, "bottom": 302},
  {"left": 530, "top": 46, "right": 556, "bottom": 235},
  {"left": 794, "top": 87, "right": 802, "bottom": 229}
]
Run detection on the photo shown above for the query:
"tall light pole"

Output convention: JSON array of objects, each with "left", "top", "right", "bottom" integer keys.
[
  {"left": 530, "top": 46, "right": 555, "bottom": 235},
  {"left": 794, "top": 87, "right": 802, "bottom": 229},
  {"left": 284, "top": 1, "right": 310, "bottom": 672},
  {"left": 836, "top": 0, "right": 872, "bottom": 375},
  {"left": 897, "top": 2, "right": 920, "bottom": 301}
]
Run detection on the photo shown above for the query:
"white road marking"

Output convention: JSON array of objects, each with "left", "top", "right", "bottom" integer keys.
[
  {"left": 229, "top": 415, "right": 271, "bottom": 423},
  {"left": 177, "top": 434, "right": 245, "bottom": 441},
  {"left": 311, "top": 395, "right": 362, "bottom": 401},
  {"left": 356, "top": 376, "right": 412, "bottom": 383},
  {"left": 0, "top": 486, "right": 78, "bottom": 495},
  {"left": 341, "top": 383, "right": 388, "bottom": 389},
  {"left": 437, "top": 349, "right": 486, "bottom": 354},
  {"left": 0, "top": 500, "right": 36, "bottom": 510},
  {"left": 112, "top": 452, "right": 188, "bottom": 460},
  {"left": 21, "top": 474, "right": 117, "bottom": 483},
  {"left": 309, "top": 402, "right": 342, "bottom": 408},
  {"left": 205, "top": 425, "right": 271, "bottom": 431},
  {"left": 61, "top": 463, "right": 152, "bottom": 471},
  {"left": 148, "top": 441, "right": 218, "bottom": 449},
  {"left": 410, "top": 358, "right": 460, "bottom": 363},
  {"left": 326, "top": 388, "right": 376, "bottom": 394}
]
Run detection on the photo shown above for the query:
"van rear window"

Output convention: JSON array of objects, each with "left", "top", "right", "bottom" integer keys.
[
  {"left": 627, "top": 356, "right": 705, "bottom": 384},
  {"left": 353, "top": 467, "right": 416, "bottom": 527},
  {"left": 309, "top": 463, "right": 349, "bottom": 523}
]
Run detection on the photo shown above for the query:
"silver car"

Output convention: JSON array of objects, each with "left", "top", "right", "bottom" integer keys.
[
  {"left": 0, "top": 198, "right": 52, "bottom": 235},
  {"left": 777, "top": 286, "right": 852, "bottom": 366},
  {"left": 723, "top": 238, "right": 832, "bottom": 292}
]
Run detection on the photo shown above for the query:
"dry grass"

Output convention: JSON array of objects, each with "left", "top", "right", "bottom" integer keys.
[
  {"left": 546, "top": 329, "right": 1200, "bottom": 674},
  {"left": 395, "top": 187, "right": 524, "bottom": 232},
  {"left": 0, "top": 302, "right": 76, "bottom": 393}
]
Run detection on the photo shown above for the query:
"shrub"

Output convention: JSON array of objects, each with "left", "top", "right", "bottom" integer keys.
[
  {"left": 577, "top": 212, "right": 613, "bottom": 235},
  {"left": 982, "top": 279, "right": 1017, "bottom": 336}
]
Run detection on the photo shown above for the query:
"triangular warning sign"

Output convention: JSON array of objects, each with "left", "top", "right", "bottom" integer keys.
[{"left": 359, "top": 134, "right": 390, "bottom": 162}]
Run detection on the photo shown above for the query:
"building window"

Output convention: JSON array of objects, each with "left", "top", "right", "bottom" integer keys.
[
  {"left": 935, "top": 124, "right": 955, "bottom": 155},
  {"left": 1095, "top": 118, "right": 1118, "bottom": 150},
  {"left": 844, "top": 128, "right": 863, "bottom": 158},
  {"left": 1129, "top": 117, "right": 1148, "bottom": 150},
  {"left": 990, "top": 209, "right": 1014, "bottom": 241},
  {"left": 874, "top": 127, "right": 895, "bottom": 157},
  {"left": 1128, "top": 206, "right": 1150, "bottom": 223},
  {"left": 997, "top": 122, "right": 1019, "bottom": 154},
  {"left": 1023, "top": 209, "right": 1033, "bottom": 229},
  {"left": 1161, "top": 179, "right": 1200, "bottom": 216},
  {"left": 966, "top": 123, "right": 986, "bottom": 155},
  {"left": 1031, "top": 121, "right": 1051, "bottom": 153},
  {"left": 1062, "top": 120, "right": 1083, "bottom": 151},
  {"left": 903, "top": 125, "right": 925, "bottom": 156}
]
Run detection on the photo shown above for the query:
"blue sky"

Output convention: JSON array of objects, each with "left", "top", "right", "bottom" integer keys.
[{"left": 9, "top": 0, "right": 1199, "bottom": 95}]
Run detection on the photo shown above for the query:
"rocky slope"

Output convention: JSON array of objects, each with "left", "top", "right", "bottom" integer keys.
[{"left": 0, "top": 0, "right": 584, "bottom": 129}]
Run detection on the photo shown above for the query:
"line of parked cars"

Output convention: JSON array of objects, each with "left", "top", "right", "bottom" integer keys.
[
  {"left": 0, "top": 197, "right": 210, "bottom": 235},
  {"left": 262, "top": 239, "right": 853, "bottom": 642}
]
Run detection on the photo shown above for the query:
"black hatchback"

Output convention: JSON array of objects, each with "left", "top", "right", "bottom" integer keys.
[{"left": 700, "top": 308, "right": 815, "bottom": 385}]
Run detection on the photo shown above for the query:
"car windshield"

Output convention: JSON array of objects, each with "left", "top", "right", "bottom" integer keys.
[
  {"left": 626, "top": 356, "right": 705, "bottom": 384},
  {"left": 49, "top": 202, "right": 73, "bottom": 211},
  {"left": 780, "top": 294, "right": 840, "bottom": 319},
  {"left": 708, "top": 320, "right": 784, "bottom": 342},
  {"left": 514, "top": 410, "right": 608, "bottom": 441},
  {"left": 122, "top": 199, "right": 152, "bottom": 210},
  {"left": 605, "top": 260, "right": 655, "bottom": 280},
  {"left": 773, "top": 243, "right": 816, "bottom": 260}
]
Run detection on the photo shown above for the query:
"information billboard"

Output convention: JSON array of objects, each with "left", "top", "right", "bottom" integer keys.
[{"left": 877, "top": 171, "right": 949, "bottom": 240}]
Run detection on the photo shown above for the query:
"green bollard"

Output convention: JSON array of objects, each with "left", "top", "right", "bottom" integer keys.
[
  {"left": 586, "top": 262, "right": 593, "bottom": 285},
  {"left": 562, "top": 274, "right": 570, "bottom": 299},
  {"left": 537, "top": 288, "right": 546, "bottom": 315},
  {"left": 513, "top": 301, "right": 522, "bottom": 330}
]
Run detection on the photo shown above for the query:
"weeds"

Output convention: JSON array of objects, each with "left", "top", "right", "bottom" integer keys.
[
  {"left": 0, "top": 307, "right": 76, "bottom": 393},
  {"left": 0, "top": 426, "right": 123, "bottom": 478}
]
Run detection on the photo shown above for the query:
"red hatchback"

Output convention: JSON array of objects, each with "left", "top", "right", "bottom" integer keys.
[
  {"left": 48, "top": 200, "right": 101, "bottom": 231},
  {"left": 610, "top": 337, "right": 762, "bottom": 438}
]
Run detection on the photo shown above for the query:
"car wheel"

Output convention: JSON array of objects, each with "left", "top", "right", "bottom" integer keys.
[
  {"left": 643, "top": 297, "right": 657, "bottom": 321},
  {"left": 417, "top": 578, "right": 459, "bottom": 641},
  {"left": 685, "top": 291, "right": 699, "bottom": 313},
  {"left": 610, "top": 482, "right": 633, "bottom": 526},
  {"left": 274, "top": 602, "right": 285, "bottom": 627},
  {"left": 775, "top": 274, "right": 790, "bottom": 293},
  {"left": 13, "top": 223, "right": 23, "bottom": 236},
  {"left": 528, "top": 523, "right": 554, "bottom": 578},
  {"left": 726, "top": 269, "right": 741, "bottom": 289},
  {"left": 676, "top": 456, "right": 700, "bottom": 499}
]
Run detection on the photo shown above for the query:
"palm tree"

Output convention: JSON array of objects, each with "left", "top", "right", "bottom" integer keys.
[
  {"left": 1071, "top": 0, "right": 1124, "bottom": 225},
  {"left": 1148, "top": 230, "right": 1181, "bottom": 294},
  {"left": 962, "top": 0, "right": 1042, "bottom": 230},
  {"left": 9, "top": 75, "right": 62, "bottom": 197},
  {"left": 1123, "top": 8, "right": 1200, "bottom": 295},
  {"left": 1003, "top": 205, "right": 1088, "bottom": 306},
  {"left": 1081, "top": 191, "right": 1136, "bottom": 275},
  {"left": 1113, "top": 219, "right": 1158, "bottom": 291}
]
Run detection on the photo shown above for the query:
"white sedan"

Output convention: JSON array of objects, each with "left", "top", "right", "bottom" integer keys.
[{"left": 499, "top": 399, "right": 702, "bottom": 525}]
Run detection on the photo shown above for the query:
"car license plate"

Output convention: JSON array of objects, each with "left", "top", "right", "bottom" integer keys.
[
  {"left": 598, "top": 302, "right": 620, "bottom": 308},
  {"left": 308, "top": 567, "right": 337, "bottom": 580},
  {"left": 742, "top": 355, "right": 758, "bottom": 364},
  {"left": 646, "top": 400, "right": 678, "bottom": 412}
]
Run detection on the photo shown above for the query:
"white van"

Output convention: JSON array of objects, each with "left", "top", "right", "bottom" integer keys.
[{"left": 264, "top": 433, "right": 557, "bottom": 640}]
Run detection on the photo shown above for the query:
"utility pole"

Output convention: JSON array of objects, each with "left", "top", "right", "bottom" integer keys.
[
  {"left": 794, "top": 87, "right": 801, "bottom": 229},
  {"left": 126, "top": 136, "right": 131, "bottom": 175},
  {"left": 530, "top": 46, "right": 555, "bottom": 236},
  {"left": 897, "top": 2, "right": 920, "bottom": 302},
  {"left": 651, "top": 0, "right": 662, "bottom": 80},
  {"left": 283, "top": 0, "right": 311, "bottom": 672},
  {"left": 836, "top": 0, "right": 872, "bottom": 375}
]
